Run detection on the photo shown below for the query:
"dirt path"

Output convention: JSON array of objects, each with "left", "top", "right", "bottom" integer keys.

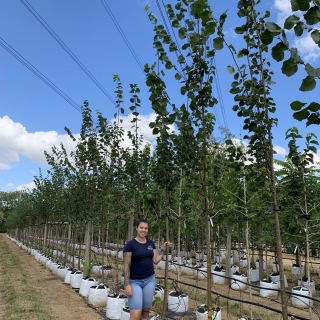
[{"left": 0, "top": 234, "right": 103, "bottom": 320}]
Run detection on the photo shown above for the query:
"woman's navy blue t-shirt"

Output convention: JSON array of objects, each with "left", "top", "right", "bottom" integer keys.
[{"left": 123, "top": 238, "right": 156, "bottom": 280}]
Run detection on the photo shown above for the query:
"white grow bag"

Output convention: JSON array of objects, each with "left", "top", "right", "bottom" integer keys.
[
  {"left": 120, "top": 307, "right": 130, "bottom": 320},
  {"left": 79, "top": 278, "right": 98, "bottom": 297},
  {"left": 231, "top": 273, "right": 247, "bottom": 291},
  {"left": 259, "top": 279, "right": 278, "bottom": 298},
  {"left": 196, "top": 304, "right": 221, "bottom": 320},
  {"left": 88, "top": 284, "right": 109, "bottom": 307},
  {"left": 168, "top": 291, "right": 188, "bottom": 313},
  {"left": 292, "top": 286, "right": 313, "bottom": 308},
  {"left": 106, "top": 294, "right": 127, "bottom": 319},
  {"left": 70, "top": 270, "right": 83, "bottom": 289}
]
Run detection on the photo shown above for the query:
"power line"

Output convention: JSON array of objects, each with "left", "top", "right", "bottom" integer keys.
[
  {"left": 0, "top": 37, "right": 82, "bottom": 114},
  {"left": 213, "top": 58, "right": 229, "bottom": 130},
  {"left": 100, "top": 0, "right": 144, "bottom": 72},
  {"left": 21, "top": 0, "right": 155, "bottom": 144},
  {"left": 20, "top": 0, "right": 116, "bottom": 106}
]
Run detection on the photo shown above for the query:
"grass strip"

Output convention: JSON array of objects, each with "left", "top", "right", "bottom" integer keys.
[{"left": 0, "top": 234, "right": 53, "bottom": 320}]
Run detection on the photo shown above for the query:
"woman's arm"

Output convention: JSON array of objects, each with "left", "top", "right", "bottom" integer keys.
[
  {"left": 153, "top": 241, "right": 170, "bottom": 264},
  {"left": 123, "top": 252, "right": 132, "bottom": 296}
]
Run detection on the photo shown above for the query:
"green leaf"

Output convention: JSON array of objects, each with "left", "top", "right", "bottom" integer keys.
[
  {"left": 177, "top": 55, "right": 185, "bottom": 63},
  {"left": 272, "top": 42, "right": 288, "bottom": 62},
  {"left": 304, "top": 6, "right": 320, "bottom": 24},
  {"left": 296, "top": 0, "right": 311, "bottom": 11},
  {"left": 294, "top": 22, "right": 304, "bottom": 36},
  {"left": 227, "top": 66, "right": 235, "bottom": 74},
  {"left": 290, "top": 48, "right": 304, "bottom": 64},
  {"left": 213, "top": 37, "right": 224, "bottom": 50},
  {"left": 237, "top": 50, "right": 243, "bottom": 58},
  {"left": 235, "top": 25, "right": 247, "bottom": 34},
  {"left": 290, "top": 100, "right": 307, "bottom": 111},
  {"left": 180, "top": 86, "right": 187, "bottom": 95},
  {"left": 205, "top": 22, "right": 216, "bottom": 34},
  {"left": 241, "top": 49, "right": 249, "bottom": 55},
  {"left": 261, "top": 29, "right": 274, "bottom": 45},
  {"left": 178, "top": 27, "right": 187, "bottom": 39},
  {"left": 281, "top": 58, "right": 298, "bottom": 76},
  {"left": 305, "top": 63, "right": 320, "bottom": 77},
  {"left": 165, "top": 61, "right": 173, "bottom": 69},
  {"left": 290, "top": 0, "right": 299, "bottom": 11},
  {"left": 265, "top": 22, "right": 282, "bottom": 34},
  {"left": 307, "top": 113, "right": 320, "bottom": 125},
  {"left": 284, "top": 15, "right": 300, "bottom": 29},
  {"left": 308, "top": 102, "right": 320, "bottom": 111},
  {"left": 175, "top": 73, "right": 182, "bottom": 80},
  {"left": 293, "top": 108, "right": 310, "bottom": 121},
  {"left": 299, "top": 75, "right": 316, "bottom": 91},
  {"left": 311, "top": 30, "right": 320, "bottom": 45}
]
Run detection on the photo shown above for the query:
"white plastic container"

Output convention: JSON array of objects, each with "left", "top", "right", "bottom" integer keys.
[
  {"left": 168, "top": 260, "right": 178, "bottom": 274},
  {"left": 88, "top": 284, "right": 109, "bottom": 307},
  {"left": 99, "top": 265, "right": 113, "bottom": 277},
  {"left": 298, "top": 279, "right": 316, "bottom": 295},
  {"left": 259, "top": 279, "right": 278, "bottom": 298},
  {"left": 181, "top": 263, "right": 193, "bottom": 276},
  {"left": 70, "top": 270, "right": 83, "bottom": 289},
  {"left": 270, "top": 273, "right": 288, "bottom": 288},
  {"left": 272, "top": 261, "right": 279, "bottom": 273},
  {"left": 231, "top": 273, "right": 247, "bottom": 291},
  {"left": 120, "top": 307, "right": 130, "bottom": 320},
  {"left": 79, "top": 278, "right": 98, "bottom": 297},
  {"left": 248, "top": 267, "right": 259, "bottom": 282},
  {"left": 57, "top": 266, "right": 68, "bottom": 281},
  {"left": 230, "top": 265, "right": 239, "bottom": 274},
  {"left": 255, "top": 260, "right": 266, "bottom": 270},
  {"left": 64, "top": 268, "right": 74, "bottom": 284},
  {"left": 292, "top": 264, "right": 304, "bottom": 275},
  {"left": 212, "top": 269, "right": 226, "bottom": 284},
  {"left": 194, "top": 266, "right": 207, "bottom": 280},
  {"left": 196, "top": 305, "right": 221, "bottom": 320},
  {"left": 157, "top": 260, "right": 165, "bottom": 269},
  {"left": 168, "top": 291, "right": 188, "bottom": 312},
  {"left": 239, "top": 258, "right": 248, "bottom": 268},
  {"left": 154, "top": 284, "right": 164, "bottom": 301},
  {"left": 106, "top": 294, "right": 127, "bottom": 319},
  {"left": 292, "top": 286, "right": 313, "bottom": 308}
]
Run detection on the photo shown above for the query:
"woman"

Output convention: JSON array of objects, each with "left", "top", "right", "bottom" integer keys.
[{"left": 123, "top": 219, "right": 169, "bottom": 320}]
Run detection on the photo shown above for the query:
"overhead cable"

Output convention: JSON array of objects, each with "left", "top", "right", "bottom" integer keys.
[
  {"left": 0, "top": 37, "right": 82, "bottom": 114},
  {"left": 100, "top": 0, "right": 144, "bottom": 72},
  {"left": 20, "top": 0, "right": 116, "bottom": 106}
]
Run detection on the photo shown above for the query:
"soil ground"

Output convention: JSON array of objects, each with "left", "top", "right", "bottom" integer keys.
[{"left": 0, "top": 233, "right": 320, "bottom": 320}]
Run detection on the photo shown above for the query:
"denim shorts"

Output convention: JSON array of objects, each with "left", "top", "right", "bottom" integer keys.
[{"left": 128, "top": 274, "right": 156, "bottom": 310}]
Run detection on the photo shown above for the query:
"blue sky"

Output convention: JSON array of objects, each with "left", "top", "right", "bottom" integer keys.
[{"left": 0, "top": 0, "right": 319, "bottom": 192}]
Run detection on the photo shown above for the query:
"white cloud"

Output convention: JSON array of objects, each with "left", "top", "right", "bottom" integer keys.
[
  {"left": 274, "top": 145, "right": 287, "bottom": 156},
  {"left": 293, "top": 35, "right": 320, "bottom": 62},
  {"left": 109, "top": 112, "right": 175, "bottom": 151},
  {"left": 314, "top": 149, "right": 320, "bottom": 166},
  {"left": 16, "top": 181, "right": 36, "bottom": 191},
  {"left": 0, "top": 146, "right": 19, "bottom": 169},
  {"left": 6, "top": 183, "right": 14, "bottom": 188},
  {"left": 0, "top": 113, "right": 161, "bottom": 174},
  {"left": 0, "top": 116, "right": 77, "bottom": 170},
  {"left": 224, "top": 27, "right": 239, "bottom": 39},
  {"left": 273, "top": 0, "right": 292, "bottom": 25}
]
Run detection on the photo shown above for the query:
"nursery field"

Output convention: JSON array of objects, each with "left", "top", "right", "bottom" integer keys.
[
  {"left": 0, "top": 233, "right": 102, "bottom": 320},
  {"left": 1, "top": 233, "right": 320, "bottom": 320}
]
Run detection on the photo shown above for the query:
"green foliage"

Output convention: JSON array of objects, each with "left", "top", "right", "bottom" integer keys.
[
  {"left": 81, "top": 260, "right": 96, "bottom": 278},
  {"left": 261, "top": 0, "right": 320, "bottom": 126}
]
